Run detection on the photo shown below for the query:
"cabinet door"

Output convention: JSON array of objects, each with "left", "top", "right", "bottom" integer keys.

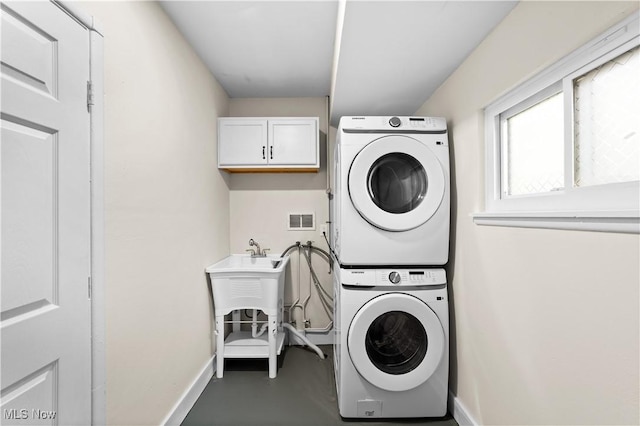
[
  {"left": 268, "top": 119, "right": 318, "bottom": 166},
  {"left": 218, "top": 118, "right": 268, "bottom": 166}
]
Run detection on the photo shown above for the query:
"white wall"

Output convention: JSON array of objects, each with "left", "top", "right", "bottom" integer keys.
[
  {"left": 76, "top": 2, "right": 230, "bottom": 424},
  {"left": 415, "top": 2, "right": 640, "bottom": 424},
  {"left": 228, "top": 98, "right": 333, "bottom": 333}
]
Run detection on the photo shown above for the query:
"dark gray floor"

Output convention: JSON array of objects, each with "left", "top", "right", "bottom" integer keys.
[{"left": 182, "top": 345, "right": 458, "bottom": 426}]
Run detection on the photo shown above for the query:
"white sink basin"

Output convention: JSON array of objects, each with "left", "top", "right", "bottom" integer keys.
[
  {"left": 205, "top": 254, "right": 290, "bottom": 315},
  {"left": 205, "top": 254, "right": 289, "bottom": 275}
]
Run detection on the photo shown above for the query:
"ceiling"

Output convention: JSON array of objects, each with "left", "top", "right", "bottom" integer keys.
[{"left": 160, "top": 1, "right": 518, "bottom": 126}]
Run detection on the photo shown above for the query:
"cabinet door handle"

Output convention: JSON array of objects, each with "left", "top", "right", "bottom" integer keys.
[
  {"left": 270, "top": 146, "right": 273, "bottom": 160},
  {"left": 262, "top": 146, "right": 266, "bottom": 160}
]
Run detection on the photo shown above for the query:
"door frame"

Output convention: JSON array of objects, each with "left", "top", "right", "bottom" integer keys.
[{"left": 53, "top": 2, "right": 105, "bottom": 424}]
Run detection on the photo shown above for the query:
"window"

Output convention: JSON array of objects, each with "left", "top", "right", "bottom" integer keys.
[
  {"left": 503, "top": 90, "right": 565, "bottom": 197},
  {"left": 574, "top": 46, "right": 640, "bottom": 188},
  {"left": 479, "top": 15, "right": 639, "bottom": 233}
]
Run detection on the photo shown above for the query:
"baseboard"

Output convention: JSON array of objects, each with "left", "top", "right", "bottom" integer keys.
[
  {"left": 448, "top": 390, "right": 478, "bottom": 426},
  {"left": 162, "top": 355, "right": 216, "bottom": 426}
]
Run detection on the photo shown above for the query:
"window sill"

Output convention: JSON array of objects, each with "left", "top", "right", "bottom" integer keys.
[{"left": 472, "top": 211, "right": 639, "bottom": 234}]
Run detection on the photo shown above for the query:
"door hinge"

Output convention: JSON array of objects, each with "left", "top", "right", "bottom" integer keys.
[
  {"left": 87, "top": 81, "right": 94, "bottom": 112},
  {"left": 88, "top": 276, "right": 92, "bottom": 299}
]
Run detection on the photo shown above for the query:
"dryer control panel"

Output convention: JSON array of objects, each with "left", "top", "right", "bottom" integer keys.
[
  {"left": 341, "top": 268, "right": 446, "bottom": 287},
  {"left": 339, "top": 116, "right": 447, "bottom": 134}
]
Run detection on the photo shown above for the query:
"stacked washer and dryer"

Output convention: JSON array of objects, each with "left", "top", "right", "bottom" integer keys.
[{"left": 331, "top": 116, "right": 450, "bottom": 419}]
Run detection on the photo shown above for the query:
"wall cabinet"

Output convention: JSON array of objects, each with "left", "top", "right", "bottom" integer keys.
[{"left": 218, "top": 117, "right": 319, "bottom": 172}]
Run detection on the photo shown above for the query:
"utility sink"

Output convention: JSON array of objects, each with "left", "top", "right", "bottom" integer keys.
[
  {"left": 206, "top": 254, "right": 289, "bottom": 275},
  {"left": 205, "top": 253, "right": 290, "bottom": 379},
  {"left": 205, "top": 254, "right": 290, "bottom": 315}
]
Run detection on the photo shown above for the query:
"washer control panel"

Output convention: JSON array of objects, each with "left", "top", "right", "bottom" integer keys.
[{"left": 341, "top": 268, "right": 446, "bottom": 286}]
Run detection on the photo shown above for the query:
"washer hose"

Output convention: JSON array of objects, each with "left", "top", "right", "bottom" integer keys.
[
  {"left": 283, "top": 323, "right": 325, "bottom": 359},
  {"left": 281, "top": 242, "right": 332, "bottom": 272}
]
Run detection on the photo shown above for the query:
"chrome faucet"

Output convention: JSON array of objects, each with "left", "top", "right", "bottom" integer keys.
[{"left": 248, "top": 239, "right": 268, "bottom": 257}]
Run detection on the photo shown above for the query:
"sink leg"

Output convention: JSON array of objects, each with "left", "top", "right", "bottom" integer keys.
[
  {"left": 215, "top": 315, "right": 224, "bottom": 378},
  {"left": 268, "top": 314, "right": 277, "bottom": 378},
  {"left": 231, "top": 310, "right": 241, "bottom": 333}
]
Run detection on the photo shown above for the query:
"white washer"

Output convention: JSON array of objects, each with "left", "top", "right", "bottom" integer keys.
[
  {"left": 332, "top": 116, "right": 450, "bottom": 266},
  {"left": 334, "top": 267, "right": 449, "bottom": 418}
]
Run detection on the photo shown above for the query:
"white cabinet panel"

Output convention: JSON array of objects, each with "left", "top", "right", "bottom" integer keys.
[
  {"left": 268, "top": 119, "right": 317, "bottom": 166},
  {"left": 218, "top": 117, "right": 319, "bottom": 171},
  {"left": 218, "top": 118, "right": 267, "bottom": 166}
]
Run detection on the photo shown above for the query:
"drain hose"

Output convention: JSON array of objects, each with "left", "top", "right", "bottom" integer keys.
[{"left": 282, "top": 323, "right": 325, "bottom": 359}]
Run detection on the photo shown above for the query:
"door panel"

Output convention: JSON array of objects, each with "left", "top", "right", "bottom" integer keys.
[
  {"left": 0, "top": 5, "right": 56, "bottom": 97},
  {"left": 1, "top": 120, "right": 57, "bottom": 318},
  {"left": 1, "top": 1, "right": 91, "bottom": 424},
  {"left": 1, "top": 362, "right": 58, "bottom": 423},
  {"left": 218, "top": 118, "right": 268, "bottom": 166},
  {"left": 268, "top": 119, "right": 317, "bottom": 165}
]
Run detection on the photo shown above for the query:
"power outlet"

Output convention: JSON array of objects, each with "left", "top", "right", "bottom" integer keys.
[{"left": 320, "top": 224, "right": 328, "bottom": 237}]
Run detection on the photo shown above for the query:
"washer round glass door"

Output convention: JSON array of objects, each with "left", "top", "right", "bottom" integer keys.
[
  {"left": 347, "top": 293, "right": 445, "bottom": 392},
  {"left": 348, "top": 135, "right": 445, "bottom": 231}
]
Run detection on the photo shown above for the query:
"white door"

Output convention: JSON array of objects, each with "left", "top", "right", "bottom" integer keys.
[
  {"left": 347, "top": 293, "right": 445, "bottom": 392},
  {"left": 268, "top": 118, "right": 318, "bottom": 166},
  {"left": 218, "top": 118, "right": 268, "bottom": 166},
  {"left": 1, "top": 1, "right": 91, "bottom": 424},
  {"left": 348, "top": 135, "right": 445, "bottom": 231}
]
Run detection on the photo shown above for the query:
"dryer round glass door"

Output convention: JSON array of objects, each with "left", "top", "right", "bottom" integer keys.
[
  {"left": 348, "top": 135, "right": 445, "bottom": 231},
  {"left": 347, "top": 293, "right": 445, "bottom": 392}
]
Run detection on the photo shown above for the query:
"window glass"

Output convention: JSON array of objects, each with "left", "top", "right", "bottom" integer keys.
[
  {"left": 504, "top": 93, "right": 564, "bottom": 196},
  {"left": 574, "top": 46, "right": 640, "bottom": 187},
  {"left": 367, "top": 153, "right": 427, "bottom": 213},
  {"left": 365, "top": 311, "right": 427, "bottom": 375}
]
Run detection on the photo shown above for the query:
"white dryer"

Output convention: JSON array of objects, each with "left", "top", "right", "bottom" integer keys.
[
  {"left": 333, "top": 116, "right": 450, "bottom": 266},
  {"left": 334, "top": 266, "right": 449, "bottom": 418}
]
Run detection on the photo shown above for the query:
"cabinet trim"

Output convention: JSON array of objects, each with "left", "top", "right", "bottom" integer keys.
[
  {"left": 221, "top": 167, "right": 319, "bottom": 173},
  {"left": 218, "top": 117, "right": 319, "bottom": 171}
]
